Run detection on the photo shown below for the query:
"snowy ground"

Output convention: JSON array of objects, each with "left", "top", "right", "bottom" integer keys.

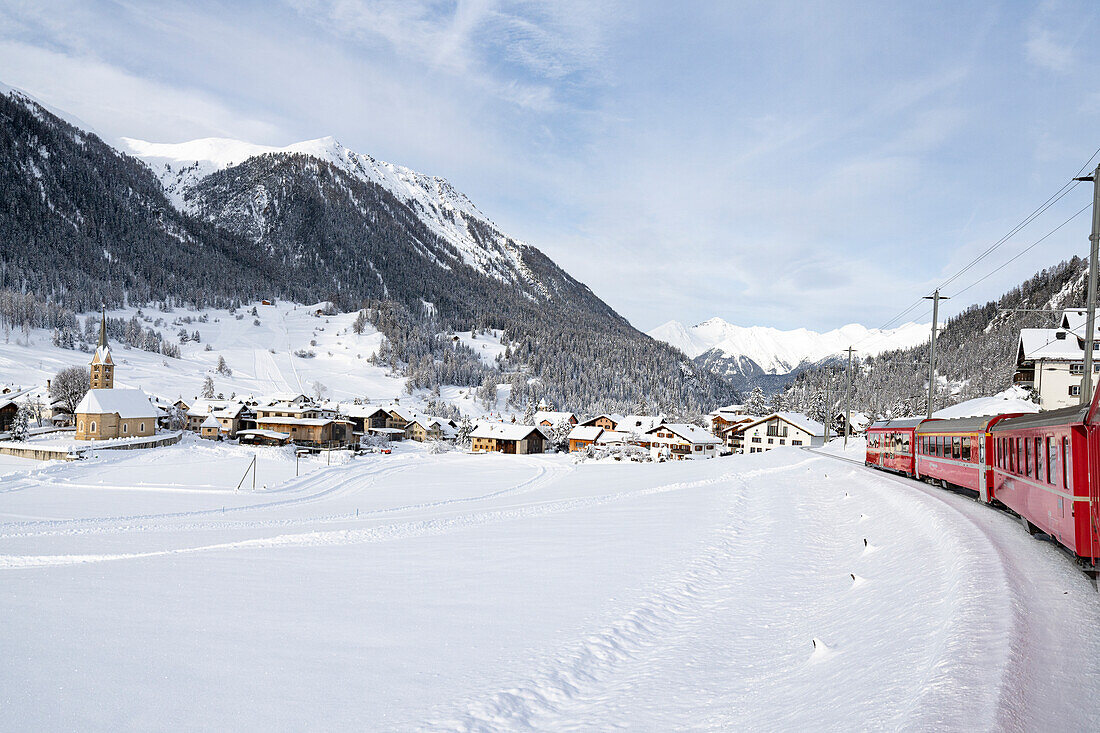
[
  {"left": 2, "top": 444, "right": 1099, "bottom": 730},
  {"left": 0, "top": 301, "right": 497, "bottom": 416}
]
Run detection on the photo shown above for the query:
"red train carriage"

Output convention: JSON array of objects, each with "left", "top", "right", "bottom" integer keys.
[
  {"left": 865, "top": 418, "right": 928, "bottom": 476},
  {"left": 915, "top": 413, "right": 1024, "bottom": 503},
  {"left": 991, "top": 403, "right": 1100, "bottom": 561}
]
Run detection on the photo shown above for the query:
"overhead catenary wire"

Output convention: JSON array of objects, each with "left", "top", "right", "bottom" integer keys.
[{"left": 844, "top": 146, "right": 1100, "bottom": 355}]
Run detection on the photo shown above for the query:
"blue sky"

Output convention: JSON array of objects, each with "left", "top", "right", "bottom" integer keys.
[{"left": 2, "top": 1, "right": 1099, "bottom": 333}]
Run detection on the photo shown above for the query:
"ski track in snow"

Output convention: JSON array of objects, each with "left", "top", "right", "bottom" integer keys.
[
  {"left": 0, "top": 459, "right": 758, "bottom": 569},
  {"left": 0, "top": 455, "right": 569, "bottom": 540}
]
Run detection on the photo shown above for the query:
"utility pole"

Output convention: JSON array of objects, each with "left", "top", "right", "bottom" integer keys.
[
  {"left": 1074, "top": 164, "right": 1100, "bottom": 404},
  {"left": 924, "top": 289, "right": 949, "bottom": 418},
  {"left": 844, "top": 347, "right": 856, "bottom": 449}
]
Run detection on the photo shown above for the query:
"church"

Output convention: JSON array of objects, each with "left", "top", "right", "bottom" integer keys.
[{"left": 74, "top": 313, "right": 158, "bottom": 441}]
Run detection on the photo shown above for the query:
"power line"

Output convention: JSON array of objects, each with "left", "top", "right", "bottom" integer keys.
[
  {"left": 948, "top": 203, "right": 1091, "bottom": 300},
  {"left": 848, "top": 147, "right": 1100, "bottom": 352}
]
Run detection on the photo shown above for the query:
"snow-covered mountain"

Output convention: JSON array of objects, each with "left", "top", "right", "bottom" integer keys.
[
  {"left": 649, "top": 317, "right": 930, "bottom": 376},
  {"left": 0, "top": 83, "right": 736, "bottom": 413},
  {"left": 122, "top": 136, "right": 534, "bottom": 286}
]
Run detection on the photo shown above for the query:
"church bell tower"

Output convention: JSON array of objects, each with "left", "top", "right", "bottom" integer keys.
[{"left": 90, "top": 310, "right": 114, "bottom": 389}]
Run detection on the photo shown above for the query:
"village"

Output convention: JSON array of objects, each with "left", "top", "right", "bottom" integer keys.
[
  {"left": 1, "top": 309, "right": 820, "bottom": 466},
  {"left": 7, "top": 302, "right": 1091, "bottom": 469}
]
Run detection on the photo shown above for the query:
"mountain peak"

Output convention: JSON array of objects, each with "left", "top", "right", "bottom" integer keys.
[{"left": 648, "top": 318, "right": 930, "bottom": 373}]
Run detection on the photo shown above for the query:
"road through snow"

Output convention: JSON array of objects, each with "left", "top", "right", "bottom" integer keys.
[{"left": 1, "top": 446, "right": 1098, "bottom": 730}]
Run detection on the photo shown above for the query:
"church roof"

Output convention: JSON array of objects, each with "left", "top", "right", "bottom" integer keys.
[
  {"left": 91, "top": 345, "right": 113, "bottom": 365},
  {"left": 75, "top": 388, "right": 156, "bottom": 418}
]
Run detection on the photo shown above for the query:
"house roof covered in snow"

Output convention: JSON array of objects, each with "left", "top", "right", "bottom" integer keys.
[
  {"left": 534, "top": 411, "right": 576, "bottom": 425},
  {"left": 75, "top": 388, "right": 157, "bottom": 418},
  {"left": 647, "top": 423, "right": 722, "bottom": 444},
  {"left": 741, "top": 412, "right": 825, "bottom": 437},
  {"left": 470, "top": 423, "right": 545, "bottom": 441},
  {"left": 617, "top": 415, "right": 664, "bottom": 433},
  {"left": 579, "top": 413, "right": 625, "bottom": 428},
  {"left": 568, "top": 425, "right": 604, "bottom": 442},
  {"left": 201, "top": 414, "right": 221, "bottom": 429},
  {"left": 339, "top": 404, "right": 390, "bottom": 418},
  {"left": 595, "top": 430, "right": 630, "bottom": 445},
  {"left": 1017, "top": 328, "right": 1085, "bottom": 361}
]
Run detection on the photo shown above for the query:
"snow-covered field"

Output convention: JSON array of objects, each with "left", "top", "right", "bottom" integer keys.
[{"left": 2, "top": 443, "right": 1098, "bottom": 730}]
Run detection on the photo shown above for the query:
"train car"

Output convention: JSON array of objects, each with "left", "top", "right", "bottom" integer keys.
[
  {"left": 865, "top": 418, "right": 927, "bottom": 476},
  {"left": 915, "top": 413, "right": 1025, "bottom": 503},
  {"left": 991, "top": 403, "right": 1100, "bottom": 561}
]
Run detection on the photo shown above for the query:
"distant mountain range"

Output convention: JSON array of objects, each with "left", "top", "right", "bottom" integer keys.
[{"left": 648, "top": 318, "right": 930, "bottom": 392}]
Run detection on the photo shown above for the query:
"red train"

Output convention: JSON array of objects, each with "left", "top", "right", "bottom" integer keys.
[{"left": 866, "top": 399, "right": 1100, "bottom": 563}]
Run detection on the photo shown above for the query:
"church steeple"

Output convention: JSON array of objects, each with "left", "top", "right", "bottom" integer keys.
[{"left": 90, "top": 308, "right": 114, "bottom": 389}]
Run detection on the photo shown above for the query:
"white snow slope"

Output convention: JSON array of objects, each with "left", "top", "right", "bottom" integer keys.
[
  {"left": 0, "top": 301, "right": 494, "bottom": 417},
  {"left": 1, "top": 445, "right": 1097, "bottom": 730},
  {"left": 649, "top": 317, "right": 930, "bottom": 373}
]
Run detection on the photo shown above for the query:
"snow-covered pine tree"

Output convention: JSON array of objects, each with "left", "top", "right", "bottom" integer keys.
[
  {"left": 549, "top": 418, "right": 573, "bottom": 452},
  {"left": 745, "top": 386, "right": 768, "bottom": 415},
  {"left": 9, "top": 401, "right": 30, "bottom": 441},
  {"left": 352, "top": 310, "right": 368, "bottom": 335},
  {"left": 456, "top": 415, "right": 473, "bottom": 448},
  {"left": 523, "top": 401, "right": 535, "bottom": 424},
  {"left": 201, "top": 376, "right": 215, "bottom": 399},
  {"left": 216, "top": 356, "right": 232, "bottom": 376}
]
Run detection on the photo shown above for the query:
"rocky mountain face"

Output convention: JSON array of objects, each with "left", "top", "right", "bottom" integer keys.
[{"left": 0, "top": 85, "right": 736, "bottom": 414}]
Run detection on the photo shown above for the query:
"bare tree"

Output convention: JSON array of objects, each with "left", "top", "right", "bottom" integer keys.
[{"left": 50, "top": 366, "right": 90, "bottom": 415}]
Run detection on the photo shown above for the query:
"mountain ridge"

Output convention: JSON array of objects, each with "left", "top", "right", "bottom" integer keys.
[{"left": 648, "top": 317, "right": 931, "bottom": 374}]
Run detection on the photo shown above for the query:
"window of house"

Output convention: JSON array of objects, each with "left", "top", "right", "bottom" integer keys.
[
  {"left": 1070, "top": 385, "right": 1082, "bottom": 396},
  {"left": 767, "top": 438, "right": 773, "bottom": 444},
  {"left": 122, "top": 423, "right": 128, "bottom": 433},
  {"left": 1071, "top": 362, "right": 1085, "bottom": 375},
  {"left": 792, "top": 440, "right": 803, "bottom": 446},
  {"left": 694, "top": 445, "right": 702, "bottom": 451},
  {"left": 90, "top": 421, "right": 96, "bottom": 432},
  {"left": 79, "top": 420, "right": 84, "bottom": 432}
]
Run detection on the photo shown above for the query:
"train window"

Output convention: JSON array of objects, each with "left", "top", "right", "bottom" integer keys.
[
  {"left": 1064, "top": 438, "right": 1072, "bottom": 490},
  {"left": 1034, "top": 437, "right": 1043, "bottom": 482},
  {"left": 1047, "top": 437, "right": 1057, "bottom": 485},
  {"left": 901, "top": 435, "right": 910, "bottom": 454},
  {"left": 961, "top": 436, "right": 971, "bottom": 461},
  {"left": 1025, "top": 438, "right": 1033, "bottom": 478},
  {"left": 1016, "top": 438, "right": 1023, "bottom": 475},
  {"left": 950, "top": 436, "right": 959, "bottom": 460}
]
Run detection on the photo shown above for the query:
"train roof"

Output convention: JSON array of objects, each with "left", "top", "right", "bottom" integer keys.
[
  {"left": 991, "top": 403, "right": 1090, "bottom": 432},
  {"left": 868, "top": 417, "right": 927, "bottom": 430},
  {"left": 916, "top": 413, "right": 1023, "bottom": 435}
]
